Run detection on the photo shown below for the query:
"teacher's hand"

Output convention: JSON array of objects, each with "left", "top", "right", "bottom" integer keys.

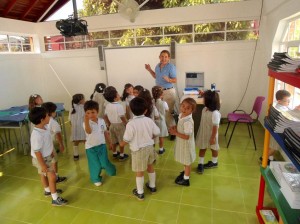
[
  {"left": 145, "top": 64, "right": 151, "bottom": 71},
  {"left": 163, "top": 76, "right": 170, "bottom": 83}
]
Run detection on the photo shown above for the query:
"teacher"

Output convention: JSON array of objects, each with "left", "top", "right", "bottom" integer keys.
[{"left": 145, "top": 50, "right": 177, "bottom": 138}]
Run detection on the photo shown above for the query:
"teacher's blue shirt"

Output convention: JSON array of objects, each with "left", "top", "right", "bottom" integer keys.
[{"left": 154, "top": 63, "right": 176, "bottom": 89}]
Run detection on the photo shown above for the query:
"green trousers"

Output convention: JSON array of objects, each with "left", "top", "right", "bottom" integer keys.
[{"left": 86, "top": 144, "right": 116, "bottom": 183}]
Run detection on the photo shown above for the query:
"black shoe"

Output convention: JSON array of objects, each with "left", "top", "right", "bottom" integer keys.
[
  {"left": 259, "top": 156, "right": 273, "bottom": 165},
  {"left": 197, "top": 164, "right": 204, "bottom": 174},
  {"left": 56, "top": 176, "right": 67, "bottom": 183},
  {"left": 73, "top": 155, "right": 79, "bottom": 161},
  {"left": 158, "top": 148, "right": 165, "bottom": 155},
  {"left": 44, "top": 189, "right": 63, "bottom": 197},
  {"left": 170, "top": 135, "right": 176, "bottom": 141},
  {"left": 145, "top": 182, "right": 157, "bottom": 194},
  {"left": 119, "top": 154, "right": 129, "bottom": 161},
  {"left": 175, "top": 178, "right": 190, "bottom": 186},
  {"left": 52, "top": 197, "right": 68, "bottom": 206},
  {"left": 113, "top": 151, "right": 120, "bottom": 159},
  {"left": 132, "top": 189, "right": 144, "bottom": 201},
  {"left": 175, "top": 171, "right": 184, "bottom": 182},
  {"left": 203, "top": 161, "right": 218, "bottom": 169}
]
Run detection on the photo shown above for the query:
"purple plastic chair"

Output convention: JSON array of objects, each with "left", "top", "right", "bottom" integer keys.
[{"left": 225, "top": 96, "right": 265, "bottom": 150}]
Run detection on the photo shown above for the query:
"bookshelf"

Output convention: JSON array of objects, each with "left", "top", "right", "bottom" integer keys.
[{"left": 256, "top": 69, "right": 300, "bottom": 224}]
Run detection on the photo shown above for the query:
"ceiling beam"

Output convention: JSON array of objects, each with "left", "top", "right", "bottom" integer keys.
[
  {"left": 20, "top": 0, "right": 40, "bottom": 20},
  {"left": 37, "top": 0, "right": 58, "bottom": 22},
  {"left": 3, "top": 0, "right": 18, "bottom": 16}
]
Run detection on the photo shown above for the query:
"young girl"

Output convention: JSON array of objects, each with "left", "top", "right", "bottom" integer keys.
[
  {"left": 121, "top": 83, "right": 135, "bottom": 119},
  {"left": 138, "top": 88, "right": 159, "bottom": 121},
  {"left": 133, "top": 85, "right": 144, "bottom": 97},
  {"left": 28, "top": 94, "right": 43, "bottom": 111},
  {"left": 152, "top": 86, "right": 169, "bottom": 154},
  {"left": 69, "top": 94, "right": 86, "bottom": 161},
  {"left": 169, "top": 97, "right": 197, "bottom": 186},
  {"left": 195, "top": 90, "right": 221, "bottom": 174},
  {"left": 90, "top": 83, "right": 107, "bottom": 118}
]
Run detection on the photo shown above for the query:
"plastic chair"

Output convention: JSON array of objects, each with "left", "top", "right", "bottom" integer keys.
[{"left": 224, "top": 96, "right": 265, "bottom": 150}]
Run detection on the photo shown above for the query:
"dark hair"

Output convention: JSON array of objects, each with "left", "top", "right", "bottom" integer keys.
[
  {"left": 133, "top": 85, "right": 144, "bottom": 94},
  {"left": 152, "top": 86, "right": 163, "bottom": 102},
  {"left": 130, "top": 97, "right": 147, "bottom": 116},
  {"left": 203, "top": 90, "right": 220, "bottom": 111},
  {"left": 28, "top": 94, "right": 42, "bottom": 111},
  {"left": 90, "top": 83, "right": 106, "bottom": 100},
  {"left": 181, "top": 98, "right": 197, "bottom": 112},
  {"left": 103, "top": 86, "right": 118, "bottom": 103},
  {"left": 275, "top": 90, "right": 291, "bottom": 101},
  {"left": 122, "top": 83, "right": 133, "bottom": 101},
  {"left": 71, "top": 93, "right": 85, "bottom": 114},
  {"left": 160, "top": 50, "right": 171, "bottom": 57},
  {"left": 138, "top": 88, "right": 153, "bottom": 118},
  {"left": 28, "top": 107, "right": 47, "bottom": 125},
  {"left": 42, "top": 102, "right": 57, "bottom": 116},
  {"left": 84, "top": 100, "right": 99, "bottom": 112}
]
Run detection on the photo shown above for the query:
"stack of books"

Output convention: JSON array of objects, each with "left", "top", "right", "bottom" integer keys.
[
  {"left": 284, "top": 128, "right": 300, "bottom": 163},
  {"left": 280, "top": 172, "right": 300, "bottom": 209},
  {"left": 270, "top": 162, "right": 299, "bottom": 186},
  {"left": 267, "top": 52, "right": 300, "bottom": 73}
]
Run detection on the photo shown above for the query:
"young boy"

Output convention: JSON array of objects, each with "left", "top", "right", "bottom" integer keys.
[
  {"left": 42, "top": 102, "right": 67, "bottom": 183},
  {"left": 261, "top": 89, "right": 300, "bottom": 164},
  {"left": 103, "top": 86, "right": 129, "bottom": 161},
  {"left": 83, "top": 100, "right": 116, "bottom": 186},
  {"left": 120, "top": 97, "right": 160, "bottom": 200},
  {"left": 29, "top": 107, "right": 68, "bottom": 206}
]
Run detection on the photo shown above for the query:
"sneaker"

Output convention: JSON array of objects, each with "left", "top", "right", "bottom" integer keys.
[
  {"left": 44, "top": 189, "right": 63, "bottom": 197},
  {"left": 113, "top": 151, "right": 120, "bottom": 158},
  {"left": 175, "top": 178, "right": 190, "bottom": 186},
  {"left": 203, "top": 161, "right": 218, "bottom": 169},
  {"left": 119, "top": 154, "right": 129, "bottom": 161},
  {"left": 197, "top": 164, "right": 204, "bottom": 174},
  {"left": 56, "top": 176, "right": 67, "bottom": 183},
  {"left": 73, "top": 155, "right": 79, "bottom": 161},
  {"left": 175, "top": 171, "right": 184, "bottom": 182},
  {"left": 52, "top": 197, "right": 68, "bottom": 206},
  {"left": 132, "top": 189, "right": 144, "bottom": 201},
  {"left": 94, "top": 182, "right": 102, "bottom": 186},
  {"left": 158, "top": 148, "right": 165, "bottom": 155},
  {"left": 145, "top": 182, "right": 157, "bottom": 194}
]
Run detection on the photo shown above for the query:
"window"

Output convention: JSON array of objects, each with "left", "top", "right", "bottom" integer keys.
[
  {"left": 276, "top": 17, "right": 300, "bottom": 108},
  {"left": 45, "top": 20, "right": 258, "bottom": 51},
  {"left": 0, "top": 35, "right": 34, "bottom": 53}
]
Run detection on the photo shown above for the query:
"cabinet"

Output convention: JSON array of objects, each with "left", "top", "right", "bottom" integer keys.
[{"left": 256, "top": 69, "right": 300, "bottom": 224}]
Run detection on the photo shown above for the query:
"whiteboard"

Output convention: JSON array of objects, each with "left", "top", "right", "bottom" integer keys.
[{"left": 104, "top": 45, "right": 170, "bottom": 94}]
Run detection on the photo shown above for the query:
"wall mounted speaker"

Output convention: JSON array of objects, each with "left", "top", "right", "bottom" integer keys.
[
  {"left": 170, "top": 40, "right": 176, "bottom": 65},
  {"left": 98, "top": 45, "right": 105, "bottom": 70}
]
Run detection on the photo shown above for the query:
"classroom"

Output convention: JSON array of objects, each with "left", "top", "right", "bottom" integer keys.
[{"left": 0, "top": 0, "right": 300, "bottom": 223}]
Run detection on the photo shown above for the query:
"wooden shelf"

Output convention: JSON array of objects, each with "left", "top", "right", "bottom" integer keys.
[
  {"left": 268, "top": 69, "right": 300, "bottom": 89},
  {"left": 260, "top": 167, "right": 300, "bottom": 224}
]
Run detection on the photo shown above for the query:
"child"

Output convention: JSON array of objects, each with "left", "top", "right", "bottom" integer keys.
[
  {"left": 260, "top": 89, "right": 300, "bottom": 164},
  {"left": 195, "top": 90, "right": 221, "bottom": 174},
  {"left": 120, "top": 97, "right": 160, "bottom": 200},
  {"left": 70, "top": 94, "right": 86, "bottom": 161},
  {"left": 138, "top": 88, "right": 159, "bottom": 120},
  {"left": 121, "top": 83, "right": 135, "bottom": 119},
  {"left": 28, "top": 94, "right": 43, "bottom": 111},
  {"left": 90, "top": 83, "right": 107, "bottom": 118},
  {"left": 103, "top": 86, "right": 129, "bottom": 161},
  {"left": 133, "top": 85, "right": 144, "bottom": 97},
  {"left": 29, "top": 107, "right": 68, "bottom": 206},
  {"left": 42, "top": 102, "right": 67, "bottom": 183},
  {"left": 152, "top": 86, "right": 169, "bottom": 154},
  {"left": 83, "top": 100, "right": 116, "bottom": 186},
  {"left": 169, "top": 98, "right": 197, "bottom": 186}
]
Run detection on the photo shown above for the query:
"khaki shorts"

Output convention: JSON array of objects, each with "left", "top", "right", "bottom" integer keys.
[
  {"left": 32, "top": 155, "right": 55, "bottom": 174},
  {"left": 110, "top": 123, "right": 125, "bottom": 144},
  {"left": 131, "top": 145, "right": 157, "bottom": 172}
]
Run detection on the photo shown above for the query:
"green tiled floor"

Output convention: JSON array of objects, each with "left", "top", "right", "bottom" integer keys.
[{"left": 0, "top": 121, "right": 273, "bottom": 223}]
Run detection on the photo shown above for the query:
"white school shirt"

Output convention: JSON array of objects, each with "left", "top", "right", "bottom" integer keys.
[
  {"left": 105, "top": 102, "right": 125, "bottom": 123},
  {"left": 47, "top": 117, "right": 61, "bottom": 141},
  {"left": 123, "top": 115, "right": 160, "bottom": 152},
  {"left": 31, "top": 126, "right": 53, "bottom": 158},
  {"left": 83, "top": 118, "right": 107, "bottom": 149}
]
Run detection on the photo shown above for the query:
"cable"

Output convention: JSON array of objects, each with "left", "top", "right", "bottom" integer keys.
[{"left": 234, "top": 0, "right": 264, "bottom": 110}]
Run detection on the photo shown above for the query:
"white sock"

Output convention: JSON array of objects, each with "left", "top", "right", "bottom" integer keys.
[
  {"left": 73, "top": 146, "right": 79, "bottom": 156},
  {"left": 159, "top": 147, "right": 164, "bottom": 151},
  {"left": 113, "top": 151, "right": 118, "bottom": 155},
  {"left": 44, "top": 187, "right": 50, "bottom": 192},
  {"left": 212, "top": 157, "right": 218, "bottom": 164},
  {"left": 198, "top": 157, "right": 205, "bottom": 164},
  {"left": 269, "top": 156, "right": 274, "bottom": 161},
  {"left": 183, "top": 175, "right": 189, "bottom": 180},
  {"left": 136, "top": 176, "right": 144, "bottom": 194},
  {"left": 51, "top": 192, "right": 58, "bottom": 200},
  {"left": 56, "top": 173, "right": 59, "bottom": 177},
  {"left": 120, "top": 153, "right": 124, "bottom": 157},
  {"left": 148, "top": 172, "right": 156, "bottom": 188}
]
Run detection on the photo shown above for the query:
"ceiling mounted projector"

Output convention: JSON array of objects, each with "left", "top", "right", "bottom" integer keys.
[{"left": 55, "top": 0, "right": 88, "bottom": 37}]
